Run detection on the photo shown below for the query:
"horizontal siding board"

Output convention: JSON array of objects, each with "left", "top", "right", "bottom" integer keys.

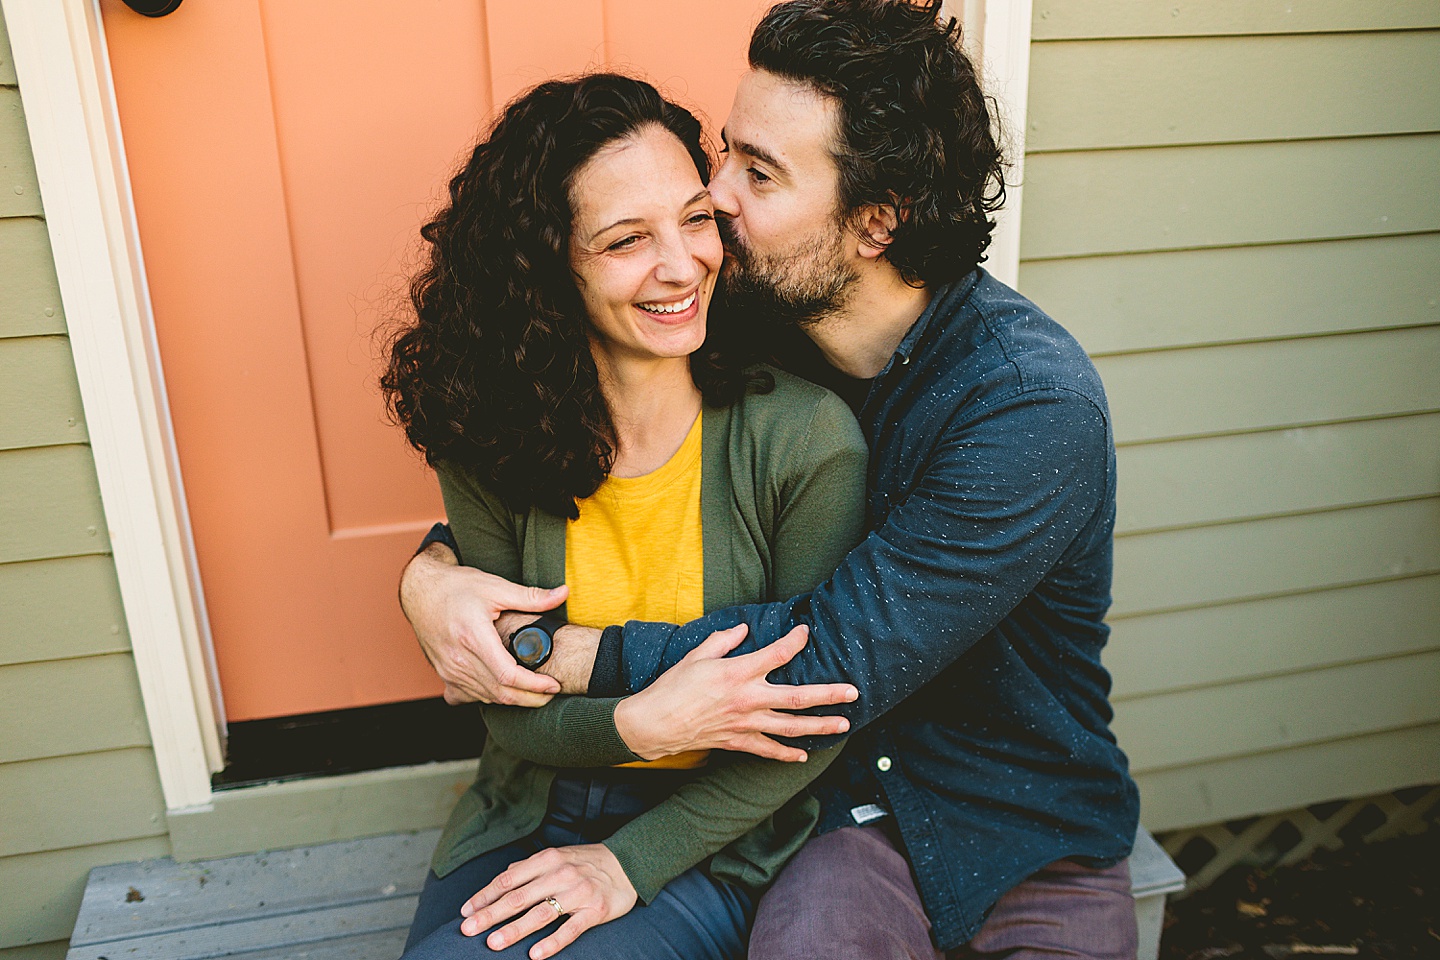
[
  {"left": 0, "top": 445, "right": 111, "bottom": 564},
  {"left": 1116, "top": 650, "right": 1440, "bottom": 772},
  {"left": 0, "top": 555, "right": 129, "bottom": 666},
  {"left": 1029, "top": 32, "right": 1440, "bottom": 152},
  {"left": 0, "top": 337, "right": 88, "bottom": 450},
  {"left": 1097, "top": 326, "right": 1440, "bottom": 444},
  {"left": 1019, "top": 233, "right": 1440, "bottom": 356},
  {"left": 0, "top": 942, "right": 68, "bottom": 960},
  {"left": 1136, "top": 722, "right": 1440, "bottom": 832},
  {"left": 0, "top": 836, "right": 171, "bottom": 946},
  {"left": 1107, "top": 575, "right": 1440, "bottom": 700},
  {"left": 0, "top": 748, "right": 167, "bottom": 859},
  {"left": 0, "top": 218, "right": 64, "bottom": 339},
  {"left": 1111, "top": 498, "right": 1440, "bottom": 617},
  {"left": 1020, "top": 134, "right": 1440, "bottom": 260},
  {"left": 1115, "top": 412, "right": 1440, "bottom": 534},
  {"left": 1032, "top": 0, "right": 1440, "bottom": 41},
  {"left": 0, "top": 87, "right": 41, "bottom": 218},
  {"left": 0, "top": 10, "right": 16, "bottom": 85},
  {"left": 0, "top": 655, "right": 151, "bottom": 765}
]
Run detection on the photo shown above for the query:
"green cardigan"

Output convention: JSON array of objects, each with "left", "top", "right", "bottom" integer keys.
[{"left": 430, "top": 367, "right": 868, "bottom": 904}]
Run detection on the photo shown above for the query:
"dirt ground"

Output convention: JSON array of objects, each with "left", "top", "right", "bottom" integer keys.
[{"left": 1160, "top": 829, "right": 1439, "bottom": 959}]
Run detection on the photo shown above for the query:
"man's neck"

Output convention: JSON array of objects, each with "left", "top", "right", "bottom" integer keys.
[{"left": 804, "top": 264, "right": 932, "bottom": 379}]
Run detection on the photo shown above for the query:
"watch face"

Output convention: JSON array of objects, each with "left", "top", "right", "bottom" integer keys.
[{"left": 511, "top": 626, "right": 552, "bottom": 668}]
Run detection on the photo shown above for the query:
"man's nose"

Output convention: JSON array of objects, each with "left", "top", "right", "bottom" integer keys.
[{"left": 709, "top": 158, "right": 742, "bottom": 218}]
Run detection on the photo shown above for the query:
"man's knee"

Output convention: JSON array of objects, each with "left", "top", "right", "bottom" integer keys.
[{"left": 750, "top": 825, "right": 940, "bottom": 960}]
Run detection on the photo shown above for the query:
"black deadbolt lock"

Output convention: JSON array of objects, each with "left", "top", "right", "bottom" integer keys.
[{"left": 122, "top": 0, "right": 184, "bottom": 17}]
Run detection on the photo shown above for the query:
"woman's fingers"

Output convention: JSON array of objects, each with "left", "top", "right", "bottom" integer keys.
[
  {"left": 529, "top": 913, "right": 595, "bottom": 960},
  {"left": 484, "top": 897, "right": 570, "bottom": 952},
  {"left": 462, "top": 850, "right": 557, "bottom": 918}
]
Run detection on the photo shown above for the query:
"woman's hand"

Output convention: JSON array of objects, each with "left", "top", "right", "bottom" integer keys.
[
  {"left": 459, "top": 844, "right": 638, "bottom": 959},
  {"left": 614, "top": 624, "right": 857, "bottom": 762}
]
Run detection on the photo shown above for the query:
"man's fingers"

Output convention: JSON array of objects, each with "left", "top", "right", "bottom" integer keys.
[
  {"left": 531, "top": 914, "right": 593, "bottom": 960},
  {"left": 740, "top": 623, "right": 808, "bottom": 673},
  {"left": 769, "top": 682, "right": 858, "bottom": 712},
  {"left": 757, "top": 709, "right": 850, "bottom": 739},
  {"left": 478, "top": 637, "right": 562, "bottom": 697},
  {"left": 493, "top": 579, "right": 569, "bottom": 614},
  {"left": 680, "top": 623, "right": 749, "bottom": 663},
  {"left": 728, "top": 733, "right": 808, "bottom": 763}
]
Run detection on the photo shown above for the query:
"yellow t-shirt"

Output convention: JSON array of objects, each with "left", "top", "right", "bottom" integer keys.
[{"left": 565, "top": 413, "right": 709, "bottom": 770}]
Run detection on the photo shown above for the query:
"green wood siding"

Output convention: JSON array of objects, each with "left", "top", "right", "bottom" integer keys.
[
  {"left": 0, "top": 837, "right": 171, "bottom": 946},
  {"left": 0, "top": 556, "right": 128, "bottom": 667},
  {"left": 1032, "top": 0, "right": 1440, "bottom": 40},
  {"left": 0, "top": 337, "right": 88, "bottom": 450},
  {"left": 1022, "top": 4, "right": 1440, "bottom": 831},
  {"left": 0, "top": 219, "right": 64, "bottom": 339},
  {"left": 0, "top": 9, "right": 169, "bottom": 951},
  {"left": 1021, "top": 234, "right": 1440, "bottom": 355}
]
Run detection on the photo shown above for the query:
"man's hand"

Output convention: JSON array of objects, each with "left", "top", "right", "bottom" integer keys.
[
  {"left": 399, "top": 543, "right": 566, "bottom": 706},
  {"left": 459, "top": 843, "right": 637, "bottom": 959},
  {"left": 613, "top": 624, "right": 857, "bottom": 762}
]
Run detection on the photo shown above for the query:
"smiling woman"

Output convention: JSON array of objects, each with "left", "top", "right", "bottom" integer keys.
[{"left": 379, "top": 73, "right": 867, "bottom": 960}]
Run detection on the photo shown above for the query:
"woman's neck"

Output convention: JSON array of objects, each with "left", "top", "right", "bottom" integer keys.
[{"left": 595, "top": 352, "right": 702, "bottom": 479}]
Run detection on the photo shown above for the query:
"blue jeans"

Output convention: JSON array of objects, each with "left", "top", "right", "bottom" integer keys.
[{"left": 403, "top": 772, "right": 754, "bottom": 959}]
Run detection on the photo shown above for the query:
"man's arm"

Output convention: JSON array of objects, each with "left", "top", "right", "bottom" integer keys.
[{"left": 612, "top": 388, "right": 1114, "bottom": 733}]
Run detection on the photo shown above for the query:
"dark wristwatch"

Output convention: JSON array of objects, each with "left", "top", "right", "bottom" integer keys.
[{"left": 507, "top": 614, "right": 565, "bottom": 670}]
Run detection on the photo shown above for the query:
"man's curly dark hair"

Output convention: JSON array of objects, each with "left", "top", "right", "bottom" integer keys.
[
  {"left": 382, "top": 74, "right": 761, "bottom": 519},
  {"left": 749, "top": 0, "right": 1006, "bottom": 286}
]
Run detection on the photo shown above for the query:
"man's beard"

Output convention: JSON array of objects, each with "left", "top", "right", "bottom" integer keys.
[{"left": 717, "top": 215, "right": 857, "bottom": 329}]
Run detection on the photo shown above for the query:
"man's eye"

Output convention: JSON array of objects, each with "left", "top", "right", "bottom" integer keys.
[{"left": 748, "top": 167, "right": 771, "bottom": 184}]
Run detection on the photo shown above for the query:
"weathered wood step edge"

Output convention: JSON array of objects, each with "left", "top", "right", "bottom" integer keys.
[
  {"left": 193, "top": 927, "right": 409, "bottom": 960},
  {"left": 68, "top": 830, "right": 438, "bottom": 955},
  {"left": 65, "top": 897, "right": 417, "bottom": 960}
]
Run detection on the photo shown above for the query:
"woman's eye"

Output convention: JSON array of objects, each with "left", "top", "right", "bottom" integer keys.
[
  {"left": 686, "top": 212, "right": 715, "bottom": 226},
  {"left": 607, "top": 235, "right": 640, "bottom": 252}
]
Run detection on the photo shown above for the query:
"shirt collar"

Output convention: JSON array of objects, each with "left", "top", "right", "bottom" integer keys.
[{"left": 884, "top": 269, "right": 983, "bottom": 372}]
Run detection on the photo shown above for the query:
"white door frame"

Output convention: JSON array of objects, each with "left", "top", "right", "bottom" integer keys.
[
  {"left": 948, "top": 0, "right": 1034, "bottom": 288},
  {"left": 4, "top": 0, "right": 1032, "bottom": 818},
  {"left": 3, "top": 0, "right": 221, "bottom": 811}
]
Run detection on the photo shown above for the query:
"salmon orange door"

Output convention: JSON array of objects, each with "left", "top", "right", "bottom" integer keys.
[{"left": 99, "top": 0, "right": 765, "bottom": 721}]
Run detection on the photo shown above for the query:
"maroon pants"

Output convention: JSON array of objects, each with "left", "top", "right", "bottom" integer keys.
[{"left": 749, "top": 824, "right": 1137, "bottom": 960}]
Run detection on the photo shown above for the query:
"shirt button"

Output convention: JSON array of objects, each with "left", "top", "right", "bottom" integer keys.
[{"left": 876, "top": 756, "right": 892, "bottom": 772}]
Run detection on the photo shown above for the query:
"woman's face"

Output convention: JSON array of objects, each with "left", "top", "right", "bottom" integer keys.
[{"left": 568, "top": 124, "right": 722, "bottom": 368}]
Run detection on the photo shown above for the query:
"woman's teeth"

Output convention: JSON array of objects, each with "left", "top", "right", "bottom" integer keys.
[{"left": 636, "top": 292, "right": 697, "bottom": 315}]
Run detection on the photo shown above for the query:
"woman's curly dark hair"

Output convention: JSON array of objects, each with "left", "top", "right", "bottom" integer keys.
[
  {"left": 382, "top": 74, "right": 761, "bottom": 519},
  {"left": 749, "top": 0, "right": 1006, "bottom": 286}
]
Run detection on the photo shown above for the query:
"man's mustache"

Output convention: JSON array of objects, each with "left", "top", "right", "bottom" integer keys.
[{"left": 715, "top": 215, "right": 748, "bottom": 260}]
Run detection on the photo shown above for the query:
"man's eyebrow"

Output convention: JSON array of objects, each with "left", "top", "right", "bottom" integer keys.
[{"left": 728, "top": 134, "right": 788, "bottom": 176}]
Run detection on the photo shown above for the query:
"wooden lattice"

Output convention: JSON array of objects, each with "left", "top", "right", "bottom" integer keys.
[{"left": 1156, "top": 784, "right": 1440, "bottom": 894}]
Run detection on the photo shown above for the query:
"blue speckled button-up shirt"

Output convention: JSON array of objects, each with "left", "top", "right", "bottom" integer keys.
[{"left": 601, "top": 269, "right": 1140, "bottom": 950}]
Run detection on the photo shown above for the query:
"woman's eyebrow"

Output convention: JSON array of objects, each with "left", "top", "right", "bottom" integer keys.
[{"left": 588, "top": 190, "right": 712, "bottom": 242}]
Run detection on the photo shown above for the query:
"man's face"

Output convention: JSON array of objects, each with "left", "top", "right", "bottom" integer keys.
[{"left": 711, "top": 69, "right": 857, "bottom": 326}]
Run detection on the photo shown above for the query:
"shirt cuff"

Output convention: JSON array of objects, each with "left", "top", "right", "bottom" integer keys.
[{"left": 588, "top": 624, "right": 627, "bottom": 696}]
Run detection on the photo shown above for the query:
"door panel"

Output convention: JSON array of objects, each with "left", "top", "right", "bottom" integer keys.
[{"left": 100, "top": 0, "right": 768, "bottom": 721}]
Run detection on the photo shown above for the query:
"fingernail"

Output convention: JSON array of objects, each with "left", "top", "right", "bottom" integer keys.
[
  {"left": 846, "top": 687, "right": 858, "bottom": 701},
  {"left": 461, "top": 919, "right": 476, "bottom": 936},
  {"left": 461, "top": 903, "right": 474, "bottom": 916},
  {"left": 489, "top": 933, "right": 506, "bottom": 949}
]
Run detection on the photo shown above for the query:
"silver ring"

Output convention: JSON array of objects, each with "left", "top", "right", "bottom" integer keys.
[{"left": 545, "top": 895, "right": 563, "bottom": 917}]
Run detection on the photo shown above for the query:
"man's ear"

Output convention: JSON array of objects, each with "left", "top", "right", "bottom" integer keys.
[{"left": 853, "top": 202, "right": 902, "bottom": 260}]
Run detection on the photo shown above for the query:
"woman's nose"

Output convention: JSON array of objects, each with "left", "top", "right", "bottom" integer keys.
[{"left": 654, "top": 233, "right": 704, "bottom": 285}]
